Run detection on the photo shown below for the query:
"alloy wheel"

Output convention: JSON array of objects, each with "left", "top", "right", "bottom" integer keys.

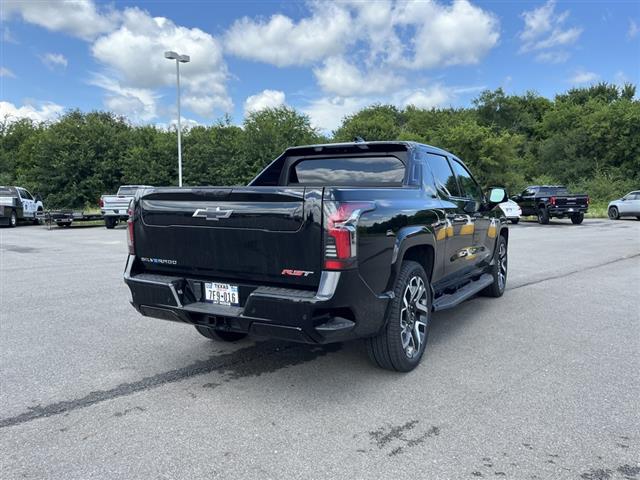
[
  {"left": 400, "top": 276, "right": 429, "bottom": 359},
  {"left": 497, "top": 241, "right": 508, "bottom": 291}
]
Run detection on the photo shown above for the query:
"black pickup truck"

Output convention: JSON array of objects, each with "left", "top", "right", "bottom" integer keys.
[
  {"left": 512, "top": 185, "right": 589, "bottom": 224},
  {"left": 124, "top": 141, "right": 509, "bottom": 371}
]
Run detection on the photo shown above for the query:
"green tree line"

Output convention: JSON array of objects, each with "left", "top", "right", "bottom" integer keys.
[{"left": 1, "top": 82, "right": 638, "bottom": 209}]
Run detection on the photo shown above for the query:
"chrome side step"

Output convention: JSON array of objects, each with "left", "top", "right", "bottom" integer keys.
[{"left": 432, "top": 273, "right": 494, "bottom": 311}]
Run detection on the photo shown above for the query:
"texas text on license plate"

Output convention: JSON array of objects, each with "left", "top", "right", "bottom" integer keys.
[{"left": 204, "top": 282, "right": 239, "bottom": 306}]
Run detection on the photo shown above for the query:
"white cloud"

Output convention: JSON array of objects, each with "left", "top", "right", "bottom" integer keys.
[
  {"left": 0, "top": 67, "right": 16, "bottom": 78},
  {"left": 397, "top": 0, "right": 500, "bottom": 69},
  {"left": 89, "top": 74, "right": 158, "bottom": 123},
  {"left": 301, "top": 83, "right": 476, "bottom": 132},
  {"left": 91, "top": 7, "right": 231, "bottom": 119},
  {"left": 400, "top": 86, "right": 452, "bottom": 109},
  {"left": 224, "top": 4, "right": 352, "bottom": 67},
  {"left": 1, "top": 0, "right": 118, "bottom": 41},
  {"left": 313, "top": 56, "right": 404, "bottom": 96},
  {"left": 614, "top": 71, "right": 630, "bottom": 85},
  {"left": 535, "top": 51, "right": 570, "bottom": 64},
  {"left": 3, "top": 27, "right": 18, "bottom": 44},
  {"left": 244, "top": 90, "right": 286, "bottom": 115},
  {"left": 302, "top": 96, "right": 372, "bottom": 132},
  {"left": 0, "top": 101, "right": 64, "bottom": 123},
  {"left": 41, "top": 53, "right": 68, "bottom": 70},
  {"left": 628, "top": 19, "right": 639, "bottom": 40},
  {"left": 225, "top": 0, "right": 499, "bottom": 71},
  {"left": 568, "top": 70, "right": 599, "bottom": 85},
  {"left": 520, "top": 0, "right": 582, "bottom": 58}
]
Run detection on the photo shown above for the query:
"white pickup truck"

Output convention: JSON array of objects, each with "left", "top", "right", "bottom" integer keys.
[
  {"left": 0, "top": 186, "right": 44, "bottom": 227},
  {"left": 99, "top": 185, "right": 152, "bottom": 229}
]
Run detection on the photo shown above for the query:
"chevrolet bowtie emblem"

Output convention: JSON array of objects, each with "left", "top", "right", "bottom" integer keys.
[{"left": 192, "top": 207, "right": 233, "bottom": 220}]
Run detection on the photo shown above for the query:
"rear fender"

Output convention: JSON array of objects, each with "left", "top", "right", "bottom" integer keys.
[{"left": 385, "top": 226, "right": 437, "bottom": 293}]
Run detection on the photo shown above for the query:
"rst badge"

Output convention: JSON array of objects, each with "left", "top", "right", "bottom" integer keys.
[{"left": 281, "top": 269, "right": 314, "bottom": 277}]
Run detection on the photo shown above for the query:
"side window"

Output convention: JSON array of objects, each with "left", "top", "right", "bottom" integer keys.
[
  {"left": 449, "top": 159, "right": 483, "bottom": 202},
  {"left": 18, "top": 188, "right": 32, "bottom": 200},
  {"left": 425, "top": 153, "right": 461, "bottom": 198}
]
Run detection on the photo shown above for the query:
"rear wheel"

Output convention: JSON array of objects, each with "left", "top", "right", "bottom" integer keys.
[
  {"left": 537, "top": 207, "right": 549, "bottom": 224},
  {"left": 194, "top": 325, "right": 247, "bottom": 342},
  {"left": 105, "top": 217, "right": 117, "bottom": 229},
  {"left": 366, "top": 260, "right": 431, "bottom": 372},
  {"left": 608, "top": 207, "right": 619, "bottom": 220},
  {"left": 510, "top": 218, "right": 519, "bottom": 224},
  {"left": 481, "top": 235, "right": 508, "bottom": 297},
  {"left": 570, "top": 213, "right": 584, "bottom": 224}
]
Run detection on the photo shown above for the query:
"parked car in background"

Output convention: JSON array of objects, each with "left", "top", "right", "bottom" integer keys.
[
  {"left": 608, "top": 191, "right": 640, "bottom": 220},
  {"left": 0, "top": 186, "right": 43, "bottom": 227},
  {"left": 124, "top": 141, "right": 510, "bottom": 372},
  {"left": 512, "top": 185, "right": 589, "bottom": 225},
  {"left": 100, "top": 185, "right": 152, "bottom": 229},
  {"left": 499, "top": 199, "right": 522, "bottom": 224}
]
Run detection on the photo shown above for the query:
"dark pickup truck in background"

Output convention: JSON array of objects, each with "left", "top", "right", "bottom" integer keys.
[
  {"left": 512, "top": 185, "right": 589, "bottom": 224},
  {"left": 124, "top": 141, "right": 509, "bottom": 371}
]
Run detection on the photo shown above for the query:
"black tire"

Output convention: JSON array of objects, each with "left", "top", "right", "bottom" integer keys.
[
  {"left": 570, "top": 213, "right": 584, "bottom": 225},
  {"left": 510, "top": 218, "right": 519, "bottom": 224},
  {"left": 194, "top": 325, "right": 247, "bottom": 342},
  {"left": 105, "top": 217, "right": 117, "bottom": 229},
  {"left": 366, "top": 260, "right": 431, "bottom": 372},
  {"left": 481, "top": 235, "right": 508, "bottom": 298},
  {"left": 608, "top": 207, "right": 619, "bottom": 220},
  {"left": 537, "top": 207, "right": 549, "bottom": 224},
  {"left": 8, "top": 210, "right": 17, "bottom": 228}
]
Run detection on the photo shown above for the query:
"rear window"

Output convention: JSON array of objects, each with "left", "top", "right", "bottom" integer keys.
[
  {"left": 117, "top": 187, "right": 140, "bottom": 195},
  {"left": 289, "top": 156, "right": 405, "bottom": 186},
  {"left": 539, "top": 187, "right": 568, "bottom": 195}
]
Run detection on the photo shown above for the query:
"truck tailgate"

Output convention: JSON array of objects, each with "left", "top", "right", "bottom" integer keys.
[
  {"left": 554, "top": 195, "right": 588, "bottom": 208},
  {"left": 134, "top": 187, "right": 323, "bottom": 287},
  {"left": 103, "top": 195, "right": 133, "bottom": 210}
]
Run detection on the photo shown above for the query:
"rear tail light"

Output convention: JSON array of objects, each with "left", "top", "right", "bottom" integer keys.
[
  {"left": 550, "top": 196, "right": 556, "bottom": 206},
  {"left": 323, "top": 201, "right": 375, "bottom": 270},
  {"left": 99, "top": 197, "right": 104, "bottom": 208},
  {"left": 586, "top": 196, "right": 590, "bottom": 205},
  {"left": 127, "top": 207, "right": 135, "bottom": 255}
]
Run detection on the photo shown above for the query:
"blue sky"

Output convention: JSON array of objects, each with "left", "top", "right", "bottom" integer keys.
[{"left": 1, "top": 0, "right": 639, "bottom": 132}]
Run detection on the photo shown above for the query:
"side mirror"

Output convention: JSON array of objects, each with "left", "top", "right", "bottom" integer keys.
[{"left": 488, "top": 188, "right": 507, "bottom": 204}]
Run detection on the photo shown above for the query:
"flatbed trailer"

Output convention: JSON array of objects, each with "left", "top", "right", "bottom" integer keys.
[{"left": 38, "top": 210, "right": 104, "bottom": 229}]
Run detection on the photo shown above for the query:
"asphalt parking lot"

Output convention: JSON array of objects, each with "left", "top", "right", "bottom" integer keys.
[{"left": 1, "top": 218, "right": 639, "bottom": 479}]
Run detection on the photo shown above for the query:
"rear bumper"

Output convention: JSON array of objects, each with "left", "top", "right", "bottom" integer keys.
[
  {"left": 102, "top": 209, "right": 129, "bottom": 218},
  {"left": 548, "top": 206, "right": 588, "bottom": 216},
  {"left": 124, "top": 256, "right": 391, "bottom": 344}
]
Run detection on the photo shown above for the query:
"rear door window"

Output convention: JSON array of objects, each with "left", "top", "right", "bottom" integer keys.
[
  {"left": 289, "top": 156, "right": 405, "bottom": 186},
  {"left": 425, "top": 153, "right": 461, "bottom": 198}
]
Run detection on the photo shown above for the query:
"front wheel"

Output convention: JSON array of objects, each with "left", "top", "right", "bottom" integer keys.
[
  {"left": 105, "top": 217, "right": 117, "bottom": 229},
  {"left": 366, "top": 260, "right": 431, "bottom": 372},
  {"left": 570, "top": 213, "right": 584, "bottom": 225},
  {"left": 510, "top": 218, "right": 519, "bottom": 224},
  {"left": 608, "top": 207, "right": 619, "bottom": 220},
  {"left": 481, "top": 235, "right": 508, "bottom": 297},
  {"left": 194, "top": 325, "right": 247, "bottom": 342}
]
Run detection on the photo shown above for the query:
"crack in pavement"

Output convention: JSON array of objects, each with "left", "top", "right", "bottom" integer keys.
[
  {"left": 508, "top": 253, "right": 639, "bottom": 291},
  {"left": 0, "top": 341, "right": 341, "bottom": 429}
]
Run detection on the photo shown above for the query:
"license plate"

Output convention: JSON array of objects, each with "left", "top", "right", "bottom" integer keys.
[
  {"left": 204, "top": 282, "right": 239, "bottom": 306},
  {"left": 568, "top": 208, "right": 574, "bottom": 212}
]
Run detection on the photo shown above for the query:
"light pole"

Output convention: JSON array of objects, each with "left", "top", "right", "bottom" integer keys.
[{"left": 164, "top": 51, "right": 190, "bottom": 187}]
